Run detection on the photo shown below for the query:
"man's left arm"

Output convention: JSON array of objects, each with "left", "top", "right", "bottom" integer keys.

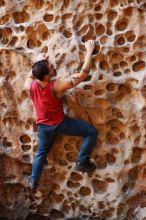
[{"left": 24, "top": 70, "right": 34, "bottom": 91}]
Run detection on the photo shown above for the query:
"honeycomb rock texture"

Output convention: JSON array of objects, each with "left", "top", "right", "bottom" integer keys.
[{"left": 0, "top": 0, "right": 146, "bottom": 219}]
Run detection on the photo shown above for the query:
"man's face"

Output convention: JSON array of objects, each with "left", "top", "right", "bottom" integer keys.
[{"left": 48, "top": 63, "right": 56, "bottom": 77}]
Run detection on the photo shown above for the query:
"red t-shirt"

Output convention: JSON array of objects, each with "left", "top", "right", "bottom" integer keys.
[{"left": 30, "top": 80, "right": 65, "bottom": 125}]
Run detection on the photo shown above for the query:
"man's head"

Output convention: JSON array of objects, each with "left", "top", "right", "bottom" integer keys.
[{"left": 32, "top": 59, "right": 55, "bottom": 81}]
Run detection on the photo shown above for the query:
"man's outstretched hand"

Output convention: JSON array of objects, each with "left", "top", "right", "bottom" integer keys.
[{"left": 85, "top": 40, "right": 95, "bottom": 55}]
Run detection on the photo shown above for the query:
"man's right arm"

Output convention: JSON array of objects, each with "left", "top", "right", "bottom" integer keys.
[{"left": 54, "top": 40, "right": 95, "bottom": 96}]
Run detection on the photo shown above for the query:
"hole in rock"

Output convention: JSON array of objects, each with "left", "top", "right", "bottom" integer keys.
[
  {"left": 95, "top": 155, "right": 107, "bottom": 169},
  {"left": 95, "top": 24, "right": 105, "bottom": 36},
  {"left": 107, "top": 10, "right": 118, "bottom": 21},
  {"left": 83, "top": 75, "right": 92, "bottom": 82},
  {"left": 43, "top": 14, "right": 54, "bottom": 22},
  {"left": 106, "top": 83, "right": 117, "bottom": 92},
  {"left": 80, "top": 205, "right": 87, "bottom": 212},
  {"left": 100, "top": 36, "right": 108, "bottom": 44},
  {"left": 127, "top": 35, "right": 136, "bottom": 42},
  {"left": 71, "top": 46, "right": 76, "bottom": 52},
  {"left": 119, "top": 84, "right": 132, "bottom": 93},
  {"left": 41, "top": 46, "right": 48, "bottom": 53},
  {"left": 112, "top": 108, "right": 124, "bottom": 118},
  {"left": 106, "top": 29, "right": 113, "bottom": 35},
  {"left": 42, "top": 31, "right": 50, "bottom": 40},
  {"left": 63, "top": 30, "right": 72, "bottom": 38},
  {"left": 64, "top": 143, "right": 73, "bottom": 151},
  {"left": 117, "top": 36, "right": 125, "bottom": 45},
  {"left": 132, "top": 60, "right": 145, "bottom": 72},
  {"left": 92, "top": 43, "right": 100, "bottom": 55},
  {"left": 20, "top": 90, "right": 28, "bottom": 99},
  {"left": 5, "top": 70, "right": 16, "bottom": 80},
  {"left": 122, "top": 182, "right": 130, "bottom": 193},
  {"left": 70, "top": 172, "right": 83, "bottom": 181},
  {"left": 100, "top": 60, "right": 109, "bottom": 71},
  {"left": 110, "top": 0, "right": 119, "bottom": 7},
  {"left": 99, "top": 75, "right": 103, "bottom": 80},
  {"left": 59, "top": 24, "right": 65, "bottom": 33},
  {"left": 105, "top": 177, "right": 115, "bottom": 183},
  {"left": 112, "top": 126, "right": 120, "bottom": 134},
  {"left": 112, "top": 53, "right": 123, "bottom": 62},
  {"left": 107, "top": 133, "right": 120, "bottom": 145},
  {"left": 62, "top": 0, "right": 70, "bottom": 9},
  {"left": 33, "top": 0, "right": 44, "bottom": 10},
  {"left": 3, "top": 138, "right": 12, "bottom": 148},
  {"left": 60, "top": 160, "right": 68, "bottom": 166},
  {"left": 6, "top": 142, "right": 12, "bottom": 147},
  {"left": 66, "top": 151, "right": 77, "bottom": 162},
  {"left": 113, "top": 64, "right": 119, "bottom": 70},
  {"left": 33, "top": 144, "right": 38, "bottom": 152},
  {"left": 95, "top": 90, "right": 104, "bottom": 95},
  {"left": 23, "top": 154, "right": 30, "bottom": 163},
  {"left": 94, "top": 5, "right": 101, "bottom": 11},
  {"left": 21, "top": 145, "right": 31, "bottom": 152},
  {"left": 95, "top": 13, "right": 103, "bottom": 20},
  {"left": 105, "top": 153, "right": 116, "bottom": 164},
  {"left": 116, "top": 19, "right": 128, "bottom": 31},
  {"left": 53, "top": 151, "right": 62, "bottom": 161},
  {"left": 62, "top": 13, "right": 73, "bottom": 20},
  {"left": 0, "top": 14, "right": 10, "bottom": 25},
  {"left": 98, "top": 201, "right": 105, "bottom": 209},
  {"left": 131, "top": 147, "right": 143, "bottom": 163},
  {"left": 84, "top": 84, "right": 93, "bottom": 90},
  {"left": 128, "top": 166, "right": 138, "bottom": 181},
  {"left": 131, "top": 55, "right": 136, "bottom": 62},
  {"left": 92, "top": 179, "right": 108, "bottom": 193},
  {"left": 124, "top": 68, "right": 131, "bottom": 74},
  {"left": 79, "top": 186, "right": 91, "bottom": 196},
  {"left": 19, "top": 25, "right": 25, "bottom": 32},
  {"left": 20, "top": 134, "right": 31, "bottom": 143},
  {"left": 13, "top": 11, "right": 30, "bottom": 24},
  {"left": 120, "top": 61, "right": 128, "bottom": 68},
  {"left": 102, "top": 208, "right": 115, "bottom": 218},
  {"left": 27, "top": 39, "right": 36, "bottom": 49},
  {"left": 0, "top": 0, "right": 5, "bottom": 7},
  {"left": 8, "top": 36, "right": 18, "bottom": 46},
  {"left": 123, "top": 47, "right": 129, "bottom": 53},
  {"left": 67, "top": 180, "right": 80, "bottom": 188},
  {"left": 0, "top": 27, "right": 12, "bottom": 44},
  {"left": 142, "top": 3, "right": 146, "bottom": 9},
  {"left": 137, "top": 0, "right": 143, "bottom": 4},
  {"left": 114, "top": 71, "right": 122, "bottom": 76}
]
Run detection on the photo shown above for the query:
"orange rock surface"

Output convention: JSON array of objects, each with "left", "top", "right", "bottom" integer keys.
[{"left": 0, "top": 0, "right": 146, "bottom": 219}]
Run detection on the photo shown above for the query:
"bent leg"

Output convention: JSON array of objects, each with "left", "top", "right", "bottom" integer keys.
[{"left": 55, "top": 116, "right": 98, "bottom": 162}]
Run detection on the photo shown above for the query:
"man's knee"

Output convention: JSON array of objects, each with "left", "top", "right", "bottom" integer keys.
[{"left": 90, "top": 127, "right": 98, "bottom": 139}]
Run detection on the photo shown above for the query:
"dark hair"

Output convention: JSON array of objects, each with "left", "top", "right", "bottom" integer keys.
[{"left": 32, "top": 60, "right": 49, "bottom": 81}]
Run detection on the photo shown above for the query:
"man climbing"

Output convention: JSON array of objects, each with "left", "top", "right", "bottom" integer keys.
[{"left": 25, "top": 40, "right": 98, "bottom": 189}]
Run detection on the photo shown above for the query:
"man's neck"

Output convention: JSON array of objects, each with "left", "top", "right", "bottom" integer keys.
[{"left": 37, "top": 78, "right": 50, "bottom": 88}]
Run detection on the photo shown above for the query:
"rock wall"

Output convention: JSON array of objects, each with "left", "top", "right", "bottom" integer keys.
[{"left": 0, "top": 0, "right": 146, "bottom": 219}]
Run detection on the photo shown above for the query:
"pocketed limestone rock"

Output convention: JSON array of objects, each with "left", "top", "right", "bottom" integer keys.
[{"left": 0, "top": 0, "right": 146, "bottom": 219}]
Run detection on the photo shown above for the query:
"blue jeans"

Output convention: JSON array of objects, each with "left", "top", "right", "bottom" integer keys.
[{"left": 31, "top": 116, "right": 98, "bottom": 182}]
